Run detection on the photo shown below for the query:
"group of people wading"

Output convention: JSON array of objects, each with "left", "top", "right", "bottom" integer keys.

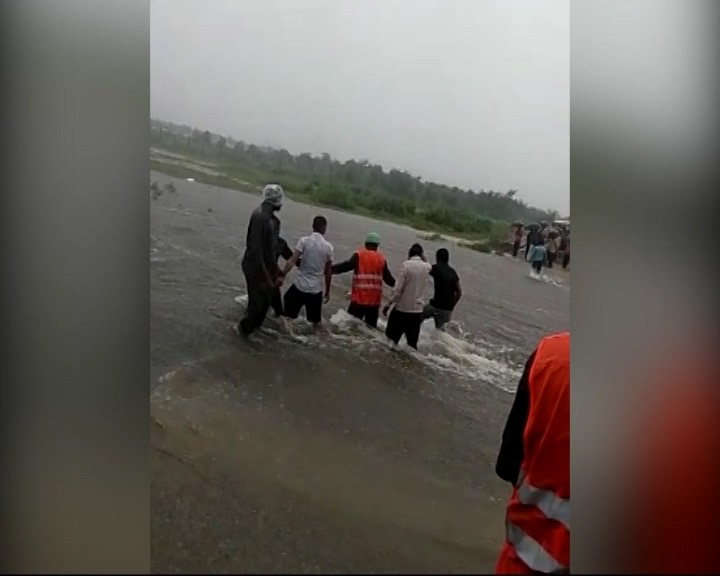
[
  {"left": 238, "top": 184, "right": 569, "bottom": 574},
  {"left": 236, "top": 184, "right": 461, "bottom": 349},
  {"left": 512, "top": 222, "right": 570, "bottom": 276}
]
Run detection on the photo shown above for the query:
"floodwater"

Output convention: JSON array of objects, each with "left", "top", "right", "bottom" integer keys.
[{"left": 150, "top": 172, "right": 569, "bottom": 573}]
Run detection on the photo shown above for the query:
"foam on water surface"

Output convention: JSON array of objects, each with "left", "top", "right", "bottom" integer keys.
[{"left": 234, "top": 294, "right": 522, "bottom": 393}]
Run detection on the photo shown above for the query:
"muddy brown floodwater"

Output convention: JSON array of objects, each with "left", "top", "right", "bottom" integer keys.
[{"left": 150, "top": 172, "right": 569, "bottom": 573}]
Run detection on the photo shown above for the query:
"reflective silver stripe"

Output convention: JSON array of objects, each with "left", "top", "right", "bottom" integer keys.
[
  {"left": 353, "top": 283, "right": 383, "bottom": 290},
  {"left": 354, "top": 274, "right": 382, "bottom": 280},
  {"left": 507, "top": 522, "right": 568, "bottom": 574},
  {"left": 517, "top": 478, "right": 570, "bottom": 529}
]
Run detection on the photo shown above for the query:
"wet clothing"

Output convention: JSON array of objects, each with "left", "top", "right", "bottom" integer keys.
[
  {"left": 385, "top": 309, "right": 423, "bottom": 349},
  {"left": 239, "top": 266, "right": 273, "bottom": 335},
  {"left": 282, "top": 284, "right": 323, "bottom": 324},
  {"left": 270, "top": 217, "right": 293, "bottom": 317},
  {"left": 545, "top": 238, "right": 558, "bottom": 268},
  {"left": 240, "top": 202, "right": 280, "bottom": 334},
  {"left": 242, "top": 202, "right": 279, "bottom": 282},
  {"left": 351, "top": 249, "right": 390, "bottom": 307},
  {"left": 512, "top": 228, "right": 523, "bottom": 257},
  {"left": 529, "top": 245, "right": 546, "bottom": 264},
  {"left": 429, "top": 262, "right": 460, "bottom": 312},
  {"left": 281, "top": 232, "right": 333, "bottom": 324},
  {"left": 495, "top": 333, "right": 570, "bottom": 574},
  {"left": 422, "top": 302, "right": 453, "bottom": 330},
  {"left": 389, "top": 256, "right": 432, "bottom": 313},
  {"left": 385, "top": 255, "right": 431, "bottom": 349},
  {"left": 292, "top": 232, "right": 334, "bottom": 295},
  {"left": 332, "top": 250, "right": 395, "bottom": 297},
  {"left": 332, "top": 249, "right": 395, "bottom": 328},
  {"left": 496, "top": 351, "right": 536, "bottom": 484},
  {"left": 347, "top": 302, "right": 380, "bottom": 328}
]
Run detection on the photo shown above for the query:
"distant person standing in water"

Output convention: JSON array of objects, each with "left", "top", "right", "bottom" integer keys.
[
  {"left": 512, "top": 226, "right": 523, "bottom": 258},
  {"left": 524, "top": 226, "right": 540, "bottom": 259},
  {"left": 545, "top": 233, "right": 558, "bottom": 269},
  {"left": 528, "top": 242, "right": 547, "bottom": 275},
  {"left": 331, "top": 232, "right": 395, "bottom": 329},
  {"left": 238, "top": 184, "right": 284, "bottom": 336},
  {"left": 383, "top": 243, "right": 432, "bottom": 350},
  {"left": 561, "top": 234, "right": 570, "bottom": 270},
  {"left": 422, "top": 248, "right": 462, "bottom": 330},
  {"left": 280, "top": 215, "right": 334, "bottom": 330}
]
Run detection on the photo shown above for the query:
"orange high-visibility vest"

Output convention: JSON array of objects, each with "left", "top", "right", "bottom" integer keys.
[
  {"left": 496, "top": 332, "right": 570, "bottom": 574},
  {"left": 350, "top": 249, "right": 386, "bottom": 306}
]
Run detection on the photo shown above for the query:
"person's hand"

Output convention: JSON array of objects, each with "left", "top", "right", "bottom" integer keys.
[
  {"left": 274, "top": 276, "right": 284, "bottom": 288},
  {"left": 323, "top": 292, "right": 330, "bottom": 304},
  {"left": 382, "top": 305, "right": 390, "bottom": 317}
]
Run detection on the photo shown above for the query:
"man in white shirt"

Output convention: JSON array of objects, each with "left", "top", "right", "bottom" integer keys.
[
  {"left": 382, "top": 243, "right": 432, "bottom": 349},
  {"left": 280, "top": 215, "right": 334, "bottom": 328}
]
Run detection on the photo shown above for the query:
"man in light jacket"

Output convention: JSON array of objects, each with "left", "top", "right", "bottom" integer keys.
[{"left": 382, "top": 243, "right": 432, "bottom": 350}]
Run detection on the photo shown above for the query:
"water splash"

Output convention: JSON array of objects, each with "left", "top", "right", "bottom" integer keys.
[{"left": 234, "top": 294, "right": 522, "bottom": 393}]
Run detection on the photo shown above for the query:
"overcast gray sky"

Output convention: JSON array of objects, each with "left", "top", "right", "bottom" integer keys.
[{"left": 151, "top": 0, "right": 569, "bottom": 214}]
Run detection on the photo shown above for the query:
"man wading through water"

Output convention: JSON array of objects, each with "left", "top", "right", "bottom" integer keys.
[
  {"left": 383, "top": 243, "right": 432, "bottom": 350},
  {"left": 237, "top": 184, "right": 284, "bottom": 337},
  {"left": 422, "top": 247, "right": 462, "bottom": 330},
  {"left": 279, "top": 215, "right": 334, "bottom": 334},
  {"left": 331, "top": 232, "right": 395, "bottom": 329}
]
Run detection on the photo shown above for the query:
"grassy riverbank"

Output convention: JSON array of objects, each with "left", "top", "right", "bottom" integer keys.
[{"left": 151, "top": 151, "right": 513, "bottom": 252}]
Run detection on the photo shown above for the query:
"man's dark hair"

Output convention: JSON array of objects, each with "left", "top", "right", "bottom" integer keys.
[
  {"left": 409, "top": 243, "right": 424, "bottom": 259},
  {"left": 312, "top": 215, "right": 327, "bottom": 233},
  {"left": 436, "top": 248, "right": 449, "bottom": 263}
]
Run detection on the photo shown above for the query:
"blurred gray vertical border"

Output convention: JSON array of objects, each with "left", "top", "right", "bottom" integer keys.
[
  {"left": 0, "top": 0, "right": 150, "bottom": 572},
  {"left": 571, "top": 0, "right": 720, "bottom": 573}
]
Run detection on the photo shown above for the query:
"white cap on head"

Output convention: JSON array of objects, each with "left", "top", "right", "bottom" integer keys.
[{"left": 262, "top": 183, "right": 284, "bottom": 207}]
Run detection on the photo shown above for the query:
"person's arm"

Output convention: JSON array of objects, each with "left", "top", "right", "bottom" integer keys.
[
  {"left": 282, "top": 237, "right": 305, "bottom": 276},
  {"left": 324, "top": 261, "right": 332, "bottom": 302},
  {"left": 278, "top": 236, "right": 293, "bottom": 262},
  {"left": 453, "top": 279, "right": 463, "bottom": 308},
  {"left": 382, "top": 261, "right": 396, "bottom": 287},
  {"left": 331, "top": 252, "right": 358, "bottom": 275},
  {"left": 495, "top": 350, "right": 536, "bottom": 485},
  {"left": 387, "top": 263, "right": 407, "bottom": 306},
  {"left": 323, "top": 247, "right": 334, "bottom": 302}
]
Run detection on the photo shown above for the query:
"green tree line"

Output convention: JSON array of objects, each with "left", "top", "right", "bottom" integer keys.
[{"left": 151, "top": 119, "right": 562, "bottom": 239}]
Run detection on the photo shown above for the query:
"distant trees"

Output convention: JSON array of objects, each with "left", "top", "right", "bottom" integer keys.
[{"left": 151, "top": 119, "right": 559, "bottom": 235}]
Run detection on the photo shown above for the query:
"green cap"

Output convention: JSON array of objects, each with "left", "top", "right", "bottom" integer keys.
[{"left": 365, "top": 232, "right": 381, "bottom": 245}]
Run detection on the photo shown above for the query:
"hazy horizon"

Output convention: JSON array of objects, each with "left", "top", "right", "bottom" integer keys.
[{"left": 151, "top": 0, "right": 569, "bottom": 214}]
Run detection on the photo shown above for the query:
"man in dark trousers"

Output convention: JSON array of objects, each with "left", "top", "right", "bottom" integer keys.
[
  {"left": 238, "top": 184, "right": 284, "bottom": 336},
  {"left": 422, "top": 248, "right": 462, "bottom": 330},
  {"left": 331, "top": 232, "right": 395, "bottom": 329}
]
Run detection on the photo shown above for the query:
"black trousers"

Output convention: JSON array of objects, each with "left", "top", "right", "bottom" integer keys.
[
  {"left": 347, "top": 302, "right": 380, "bottom": 329},
  {"left": 385, "top": 309, "right": 423, "bottom": 349},
  {"left": 546, "top": 252, "right": 556, "bottom": 268},
  {"left": 512, "top": 240, "right": 520, "bottom": 257},
  {"left": 270, "top": 286, "right": 283, "bottom": 317},
  {"left": 240, "top": 265, "right": 272, "bottom": 335},
  {"left": 562, "top": 253, "right": 570, "bottom": 269},
  {"left": 532, "top": 260, "right": 543, "bottom": 274}
]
